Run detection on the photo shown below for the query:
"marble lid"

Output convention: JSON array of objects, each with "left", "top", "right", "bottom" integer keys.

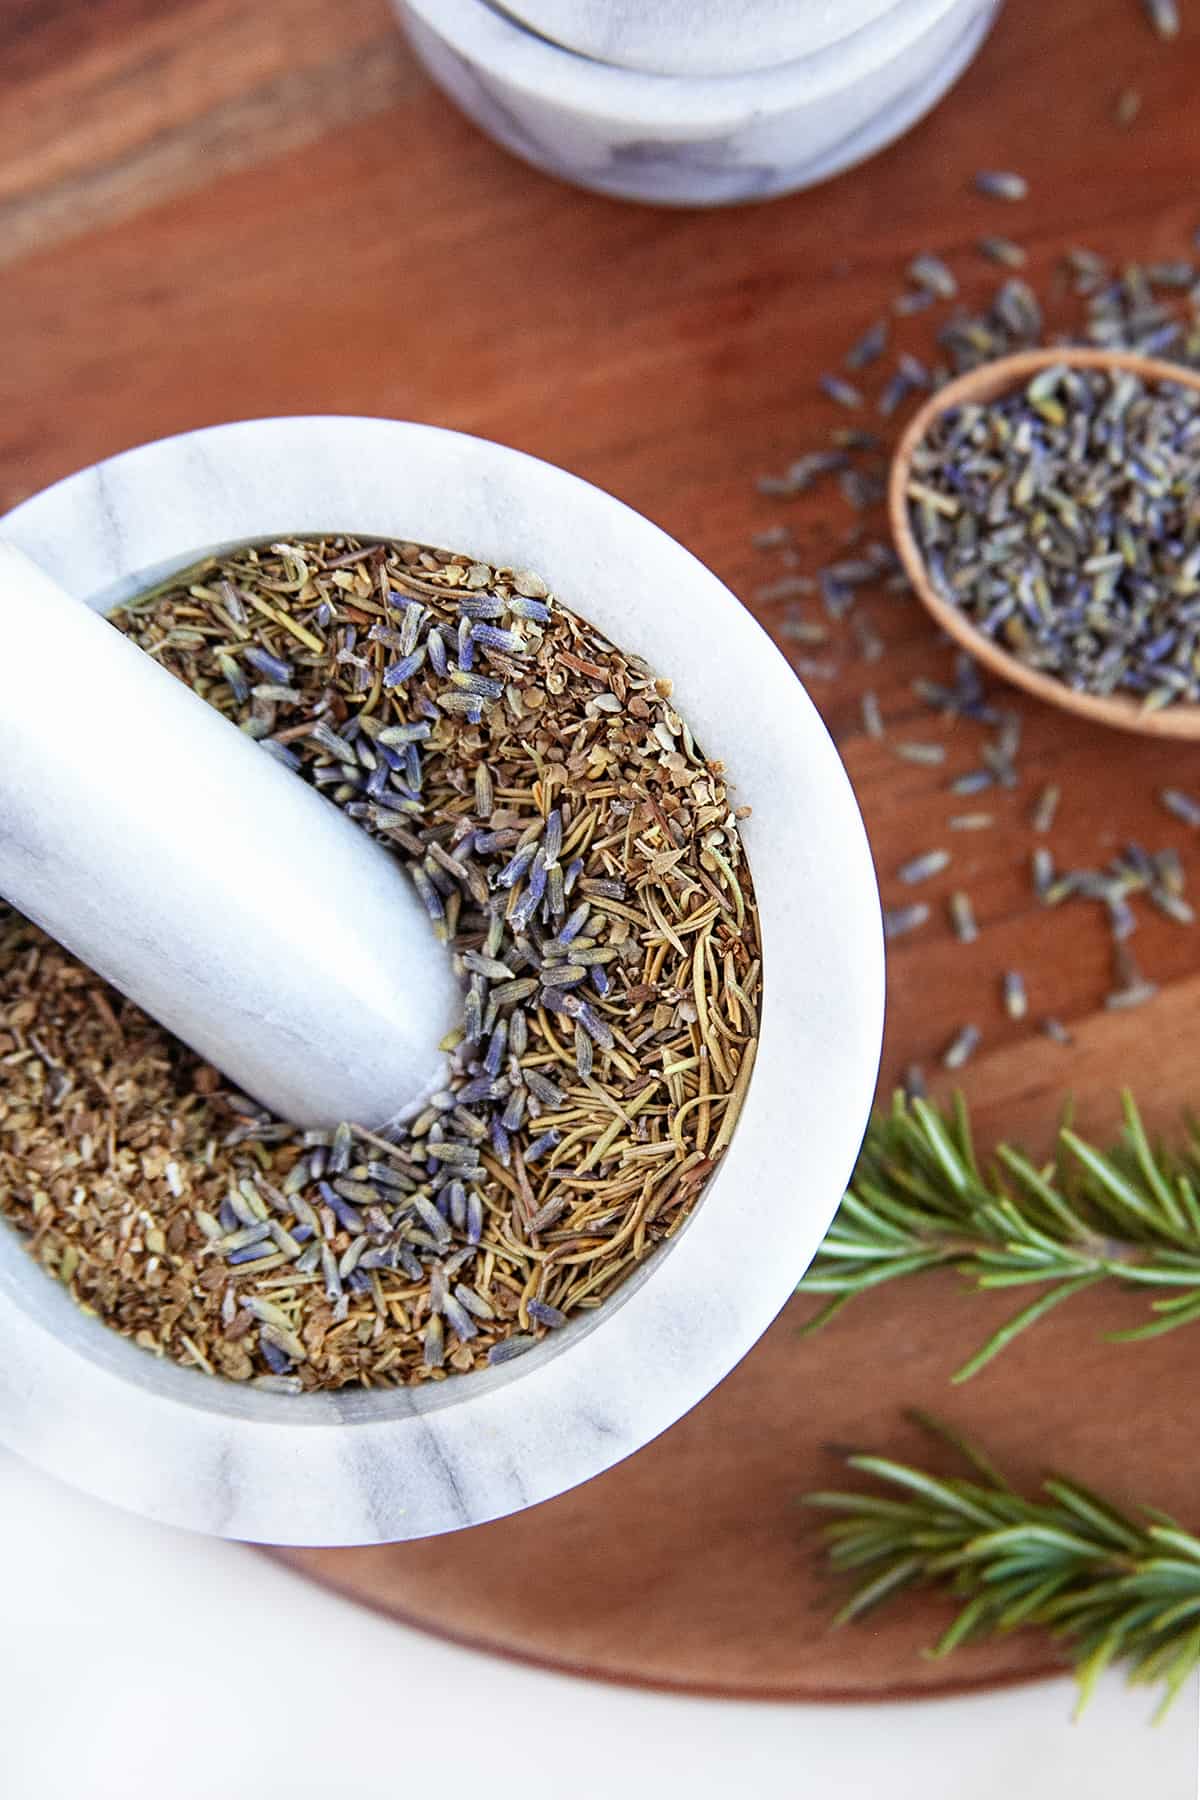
[
  {"left": 0, "top": 418, "right": 883, "bottom": 1545},
  {"left": 404, "top": 0, "right": 981, "bottom": 128},
  {"left": 488, "top": 0, "right": 908, "bottom": 77}
]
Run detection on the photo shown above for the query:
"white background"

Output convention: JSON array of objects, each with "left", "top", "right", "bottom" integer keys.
[{"left": 1, "top": 1451, "right": 1194, "bottom": 1799}]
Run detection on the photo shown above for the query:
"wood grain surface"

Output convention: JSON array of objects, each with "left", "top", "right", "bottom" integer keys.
[{"left": 4, "top": 0, "right": 1200, "bottom": 1701}]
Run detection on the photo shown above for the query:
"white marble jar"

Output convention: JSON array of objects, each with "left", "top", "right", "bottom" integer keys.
[
  {"left": 0, "top": 419, "right": 884, "bottom": 1545},
  {"left": 396, "top": 0, "right": 1002, "bottom": 206}
]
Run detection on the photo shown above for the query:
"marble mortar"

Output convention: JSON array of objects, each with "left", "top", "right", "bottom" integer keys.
[{"left": 0, "top": 418, "right": 884, "bottom": 1546}]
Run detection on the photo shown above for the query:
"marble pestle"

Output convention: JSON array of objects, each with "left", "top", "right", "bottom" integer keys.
[{"left": 0, "top": 543, "right": 458, "bottom": 1130}]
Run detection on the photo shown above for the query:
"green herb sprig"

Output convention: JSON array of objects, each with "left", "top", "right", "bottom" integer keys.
[
  {"left": 807, "top": 1414, "right": 1200, "bottom": 1719},
  {"left": 799, "top": 1091, "right": 1200, "bottom": 1381}
]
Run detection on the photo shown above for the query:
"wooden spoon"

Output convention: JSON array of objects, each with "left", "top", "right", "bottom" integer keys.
[{"left": 888, "top": 346, "right": 1200, "bottom": 740}]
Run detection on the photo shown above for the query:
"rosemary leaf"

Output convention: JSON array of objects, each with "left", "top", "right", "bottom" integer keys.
[
  {"left": 800, "top": 1092, "right": 1200, "bottom": 1375},
  {"left": 951, "top": 1273, "right": 1107, "bottom": 1383},
  {"left": 807, "top": 1416, "right": 1200, "bottom": 1716}
]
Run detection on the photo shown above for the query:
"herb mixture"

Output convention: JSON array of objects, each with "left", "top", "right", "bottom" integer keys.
[{"left": 0, "top": 538, "right": 760, "bottom": 1391}]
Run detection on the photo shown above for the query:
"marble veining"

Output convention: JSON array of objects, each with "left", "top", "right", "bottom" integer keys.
[
  {"left": 0, "top": 419, "right": 883, "bottom": 1544},
  {"left": 397, "top": 0, "right": 1002, "bottom": 206}
]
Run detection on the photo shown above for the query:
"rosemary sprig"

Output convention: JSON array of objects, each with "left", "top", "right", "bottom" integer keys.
[
  {"left": 807, "top": 1414, "right": 1200, "bottom": 1719},
  {"left": 799, "top": 1090, "right": 1200, "bottom": 1380}
]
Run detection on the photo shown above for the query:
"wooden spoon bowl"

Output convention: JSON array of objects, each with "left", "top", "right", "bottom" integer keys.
[{"left": 888, "top": 346, "right": 1200, "bottom": 740}]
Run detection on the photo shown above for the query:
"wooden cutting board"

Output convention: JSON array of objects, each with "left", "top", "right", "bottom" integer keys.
[
  {"left": 5, "top": 0, "right": 1200, "bottom": 1702},
  {"left": 268, "top": 1279, "right": 1188, "bottom": 1700},
  {"left": 269, "top": 1006, "right": 1199, "bottom": 1699}
]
